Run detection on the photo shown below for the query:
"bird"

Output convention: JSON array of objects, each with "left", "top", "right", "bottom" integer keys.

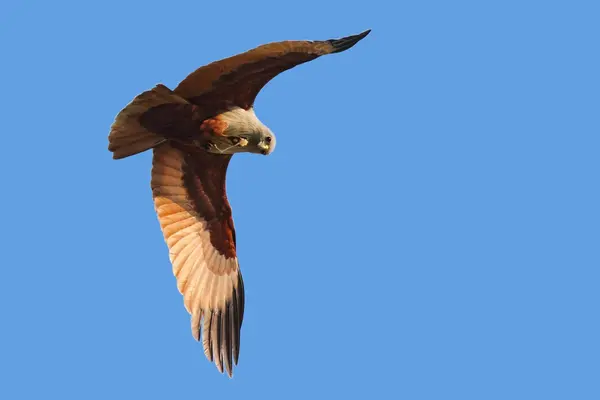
[{"left": 108, "top": 29, "right": 370, "bottom": 377}]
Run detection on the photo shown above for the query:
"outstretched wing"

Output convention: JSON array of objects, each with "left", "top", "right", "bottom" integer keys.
[
  {"left": 174, "top": 29, "right": 371, "bottom": 110},
  {"left": 151, "top": 142, "right": 244, "bottom": 377}
]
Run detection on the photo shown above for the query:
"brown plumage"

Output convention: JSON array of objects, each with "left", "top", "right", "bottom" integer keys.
[{"left": 108, "top": 29, "right": 370, "bottom": 377}]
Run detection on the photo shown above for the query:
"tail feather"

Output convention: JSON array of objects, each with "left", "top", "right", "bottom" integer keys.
[{"left": 108, "top": 84, "right": 189, "bottom": 159}]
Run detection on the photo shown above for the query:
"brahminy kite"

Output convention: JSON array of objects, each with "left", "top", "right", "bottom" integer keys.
[{"left": 108, "top": 29, "right": 370, "bottom": 377}]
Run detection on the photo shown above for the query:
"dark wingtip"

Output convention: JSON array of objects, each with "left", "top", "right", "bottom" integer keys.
[{"left": 327, "top": 29, "right": 371, "bottom": 53}]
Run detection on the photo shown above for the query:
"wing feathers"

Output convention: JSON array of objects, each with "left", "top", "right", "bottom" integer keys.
[
  {"left": 174, "top": 30, "right": 370, "bottom": 109},
  {"left": 151, "top": 143, "right": 243, "bottom": 377},
  {"left": 191, "top": 309, "right": 202, "bottom": 341},
  {"left": 231, "top": 287, "right": 241, "bottom": 364},
  {"left": 328, "top": 29, "right": 371, "bottom": 53},
  {"left": 223, "top": 304, "right": 233, "bottom": 376},
  {"left": 203, "top": 313, "right": 213, "bottom": 361},
  {"left": 108, "top": 84, "right": 190, "bottom": 159},
  {"left": 212, "top": 312, "right": 223, "bottom": 373}
]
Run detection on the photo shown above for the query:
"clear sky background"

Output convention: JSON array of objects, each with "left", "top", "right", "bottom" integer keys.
[{"left": 1, "top": 0, "right": 598, "bottom": 399}]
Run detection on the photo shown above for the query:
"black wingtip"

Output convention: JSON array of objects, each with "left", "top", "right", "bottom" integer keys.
[{"left": 328, "top": 29, "right": 371, "bottom": 53}]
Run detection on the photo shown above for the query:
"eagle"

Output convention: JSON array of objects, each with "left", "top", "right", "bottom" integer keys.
[{"left": 108, "top": 30, "right": 370, "bottom": 377}]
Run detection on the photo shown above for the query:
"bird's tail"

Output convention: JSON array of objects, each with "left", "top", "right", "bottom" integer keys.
[{"left": 108, "top": 84, "right": 189, "bottom": 159}]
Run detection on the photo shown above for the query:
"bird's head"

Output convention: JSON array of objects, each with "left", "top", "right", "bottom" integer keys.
[
  {"left": 255, "top": 127, "right": 276, "bottom": 156},
  {"left": 212, "top": 108, "right": 276, "bottom": 156}
]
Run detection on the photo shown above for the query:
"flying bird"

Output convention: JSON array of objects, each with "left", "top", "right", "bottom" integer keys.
[{"left": 108, "top": 29, "right": 370, "bottom": 377}]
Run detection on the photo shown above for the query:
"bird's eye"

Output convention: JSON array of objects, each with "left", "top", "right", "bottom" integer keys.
[{"left": 265, "top": 136, "right": 272, "bottom": 143}]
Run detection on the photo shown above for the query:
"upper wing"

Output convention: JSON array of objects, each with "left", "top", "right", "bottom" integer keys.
[
  {"left": 174, "top": 30, "right": 371, "bottom": 110},
  {"left": 151, "top": 142, "right": 244, "bottom": 377}
]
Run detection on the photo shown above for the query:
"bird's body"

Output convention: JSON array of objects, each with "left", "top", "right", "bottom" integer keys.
[{"left": 108, "top": 30, "right": 369, "bottom": 377}]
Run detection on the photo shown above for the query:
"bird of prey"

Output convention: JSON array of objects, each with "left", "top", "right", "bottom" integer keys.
[{"left": 108, "top": 29, "right": 370, "bottom": 377}]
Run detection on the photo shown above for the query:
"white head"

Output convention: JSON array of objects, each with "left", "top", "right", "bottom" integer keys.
[{"left": 209, "top": 107, "right": 276, "bottom": 156}]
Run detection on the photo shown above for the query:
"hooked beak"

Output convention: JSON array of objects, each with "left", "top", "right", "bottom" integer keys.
[{"left": 258, "top": 142, "right": 270, "bottom": 155}]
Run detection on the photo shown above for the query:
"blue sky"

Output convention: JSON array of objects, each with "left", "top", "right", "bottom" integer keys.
[{"left": 1, "top": 0, "right": 599, "bottom": 398}]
